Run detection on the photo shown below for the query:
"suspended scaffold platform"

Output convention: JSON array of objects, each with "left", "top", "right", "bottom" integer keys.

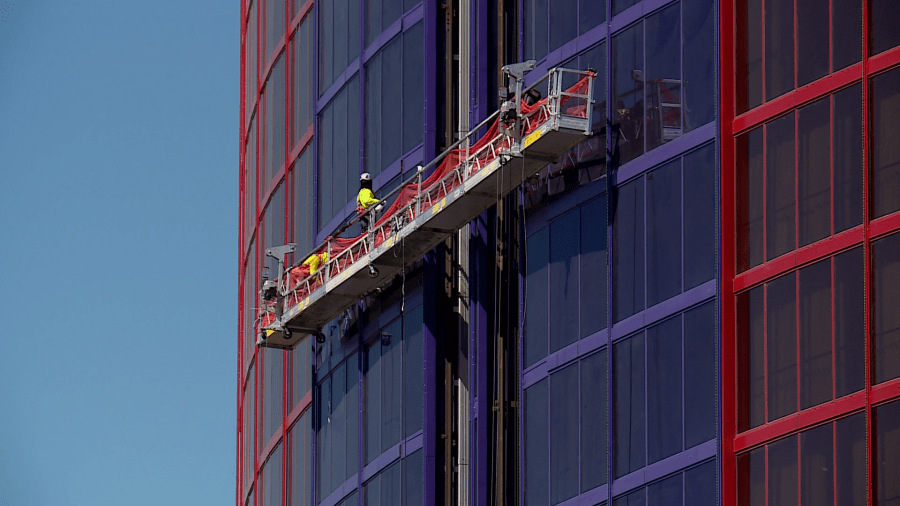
[{"left": 256, "top": 63, "right": 596, "bottom": 350}]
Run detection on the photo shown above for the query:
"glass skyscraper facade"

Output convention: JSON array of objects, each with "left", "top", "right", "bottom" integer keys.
[{"left": 239, "top": 0, "right": 900, "bottom": 505}]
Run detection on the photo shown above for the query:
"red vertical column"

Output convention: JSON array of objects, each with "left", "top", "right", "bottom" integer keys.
[{"left": 861, "top": 0, "right": 873, "bottom": 504}]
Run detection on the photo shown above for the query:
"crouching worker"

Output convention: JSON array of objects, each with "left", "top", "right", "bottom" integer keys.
[
  {"left": 301, "top": 247, "right": 329, "bottom": 276},
  {"left": 357, "top": 173, "right": 382, "bottom": 230}
]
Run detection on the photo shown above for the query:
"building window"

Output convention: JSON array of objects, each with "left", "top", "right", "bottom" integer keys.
[
  {"left": 316, "top": 356, "right": 360, "bottom": 502},
  {"left": 736, "top": 84, "right": 863, "bottom": 272},
  {"left": 261, "top": 348, "right": 284, "bottom": 444},
  {"left": 318, "top": 75, "right": 361, "bottom": 229},
  {"left": 365, "top": 21, "right": 425, "bottom": 177},
  {"left": 737, "top": 248, "right": 865, "bottom": 431},
  {"left": 613, "top": 144, "right": 717, "bottom": 323},
  {"left": 735, "top": 0, "right": 862, "bottom": 113},
  {"left": 243, "top": 363, "right": 257, "bottom": 495},
  {"left": 523, "top": 0, "right": 606, "bottom": 62},
  {"left": 524, "top": 349, "right": 608, "bottom": 505},
  {"left": 525, "top": 195, "right": 608, "bottom": 368},
  {"left": 290, "top": 151, "right": 314, "bottom": 263},
  {"left": 291, "top": 14, "right": 313, "bottom": 147},
  {"left": 261, "top": 444, "right": 283, "bottom": 506},
  {"left": 611, "top": 0, "right": 715, "bottom": 164},
  {"left": 871, "top": 67, "right": 900, "bottom": 219},
  {"left": 263, "top": 54, "right": 287, "bottom": 196},
  {"left": 289, "top": 413, "right": 311, "bottom": 506},
  {"left": 736, "top": 413, "right": 866, "bottom": 506},
  {"left": 319, "top": 0, "right": 361, "bottom": 94},
  {"left": 870, "top": 0, "right": 900, "bottom": 57},
  {"left": 365, "top": 0, "right": 419, "bottom": 46},
  {"left": 611, "top": 460, "right": 716, "bottom": 506},
  {"left": 876, "top": 400, "right": 900, "bottom": 506},
  {"left": 872, "top": 232, "right": 900, "bottom": 384},
  {"left": 613, "top": 302, "right": 716, "bottom": 478}
]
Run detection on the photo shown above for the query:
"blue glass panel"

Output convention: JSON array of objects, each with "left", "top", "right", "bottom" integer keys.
[
  {"left": 613, "top": 488, "right": 645, "bottom": 506},
  {"left": 581, "top": 349, "right": 608, "bottom": 491},
  {"left": 331, "top": 361, "right": 348, "bottom": 491},
  {"left": 526, "top": 227, "right": 550, "bottom": 367},
  {"left": 381, "top": 37, "right": 402, "bottom": 167},
  {"left": 549, "top": 0, "right": 577, "bottom": 53},
  {"left": 365, "top": 338, "right": 382, "bottom": 464},
  {"left": 403, "top": 449, "right": 424, "bottom": 506},
  {"left": 347, "top": 355, "right": 359, "bottom": 480},
  {"left": 366, "top": 51, "right": 383, "bottom": 175},
  {"left": 683, "top": 0, "right": 716, "bottom": 130},
  {"left": 683, "top": 144, "right": 716, "bottom": 289},
  {"left": 347, "top": 75, "right": 361, "bottom": 206},
  {"left": 366, "top": 0, "right": 383, "bottom": 46},
  {"left": 524, "top": 0, "right": 548, "bottom": 61},
  {"left": 646, "top": 159, "right": 682, "bottom": 306},
  {"left": 364, "top": 471, "right": 381, "bottom": 506},
  {"left": 402, "top": 22, "right": 425, "bottom": 153},
  {"left": 614, "top": 333, "right": 645, "bottom": 478},
  {"left": 319, "top": 101, "right": 334, "bottom": 227},
  {"left": 380, "top": 461, "right": 401, "bottom": 505},
  {"left": 614, "top": 178, "right": 644, "bottom": 322},
  {"left": 580, "top": 0, "right": 606, "bottom": 34},
  {"left": 525, "top": 380, "right": 549, "bottom": 506},
  {"left": 647, "top": 316, "right": 683, "bottom": 463},
  {"left": 550, "top": 363, "right": 579, "bottom": 504},
  {"left": 647, "top": 473, "right": 682, "bottom": 506},
  {"left": 612, "top": 23, "right": 645, "bottom": 164},
  {"left": 684, "top": 301, "right": 716, "bottom": 448},
  {"left": 550, "top": 209, "right": 580, "bottom": 353},
  {"left": 383, "top": 319, "right": 403, "bottom": 451},
  {"left": 685, "top": 460, "right": 716, "bottom": 506},
  {"left": 404, "top": 305, "right": 424, "bottom": 436},
  {"left": 581, "top": 196, "right": 608, "bottom": 337},
  {"left": 319, "top": 0, "right": 334, "bottom": 91},
  {"left": 289, "top": 413, "right": 311, "bottom": 506}
]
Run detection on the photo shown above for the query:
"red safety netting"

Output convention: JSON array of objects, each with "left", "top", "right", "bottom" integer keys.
[{"left": 277, "top": 72, "right": 594, "bottom": 311}]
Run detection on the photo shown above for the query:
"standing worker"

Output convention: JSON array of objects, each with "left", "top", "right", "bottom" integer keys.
[{"left": 357, "top": 173, "right": 382, "bottom": 230}]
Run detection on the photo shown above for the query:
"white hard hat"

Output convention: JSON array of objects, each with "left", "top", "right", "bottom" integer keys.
[{"left": 360, "top": 172, "right": 372, "bottom": 182}]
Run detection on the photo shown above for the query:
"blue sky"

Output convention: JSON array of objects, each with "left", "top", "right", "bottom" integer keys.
[{"left": 0, "top": 1, "right": 238, "bottom": 505}]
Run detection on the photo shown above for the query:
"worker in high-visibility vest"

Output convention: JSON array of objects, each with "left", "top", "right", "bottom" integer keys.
[
  {"left": 302, "top": 249, "right": 329, "bottom": 274},
  {"left": 357, "top": 172, "right": 382, "bottom": 230}
]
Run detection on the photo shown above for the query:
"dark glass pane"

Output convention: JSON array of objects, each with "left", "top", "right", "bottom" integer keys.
[
  {"left": 366, "top": 51, "right": 383, "bottom": 175},
  {"left": 526, "top": 227, "right": 550, "bottom": 367},
  {"left": 799, "top": 259, "right": 832, "bottom": 409},
  {"left": 404, "top": 305, "right": 424, "bottom": 436},
  {"left": 380, "top": 461, "right": 401, "bottom": 506},
  {"left": 525, "top": 380, "right": 549, "bottom": 506},
  {"left": 581, "top": 350, "right": 608, "bottom": 492},
  {"left": 614, "top": 178, "right": 645, "bottom": 322},
  {"left": 737, "top": 128, "right": 765, "bottom": 271},
  {"left": 263, "top": 444, "right": 283, "bottom": 506},
  {"left": 366, "top": 0, "right": 381, "bottom": 46},
  {"left": 333, "top": 84, "right": 349, "bottom": 217},
  {"left": 835, "top": 412, "right": 866, "bottom": 506},
  {"left": 292, "top": 335, "right": 311, "bottom": 407},
  {"left": 382, "top": 37, "right": 402, "bottom": 167},
  {"left": 403, "top": 449, "right": 424, "bottom": 506},
  {"left": 383, "top": 0, "right": 402, "bottom": 36},
  {"left": 613, "top": 488, "right": 646, "bottom": 506},
  {"left": 318, "top": 0, "right": 333, "bottom": 91},
  {"left": 832, "top": 0, "right": 861, "bottom": 71},
  {"left": 647, "top": 316, "right": 683, "bottom": 463},
  {"left": 684, "top": 144, "right": 717, "bottom": 289},
  {"left": 550, "top": 210, "right": 580, "bottom": 353},
  {"left": 317, "top": 374, "right": 332, "bottom": 500},
  {"left": 263, "top": 348, "right": 284, "bottom": 442},
  {"left": 870, "top": 0, "right": 900, "bottom": 56},
  {"left": 737, "top": 447, "right": 766, "bottom": 506},
  {"left": 647, "top": 159, "right": 682, "bottom": 306},
  {"left": 614, "top": 333, "right": 645, "bottom": 478},
  {"left": 580, "top": 0, "right": 606, "bottom": 34},
  {"left": 550, "top": 364, "right": 579, "bottom": 504},
  {"left": 331, "top": 361, "right": 347, "bottom": 490},
  {"left": 550, "top": 0, "right": 577, "bottom": 53},
  {"left": 648, "top": 474, "right": 683, "bottom": 506},
  {"left": 612, "top": 23, "right": 645, "bottom": 164},
  {"left": 289, "top": 413, "right": 311, "bottom": 506},
  {"left": 685, "top": 301, "right": 716, "bottom": 447},
  {"left": 766, "top": 113, "right": 796, "bottom": 260},
  {"left": 834, "top": 247, "right": 865, "bottom": 397},
  {"left": 365, "top": 337, "right": 382, "bottom": 463},
  {"left": 769, "top": 435, "right": 799, "bottom": 506},
  {"left": 686, "top": 460, "right": 717, "bottom": 506},
  {"left": 683, "top": 0, "right": 716, "bottom": 129},
  {"left": 581, "top": 196, "right": 608, "bottom": 337},
  {"left": 612, "top": 0, "right": 637, "bottom": 16},
  {"left": 768, "top": 273, "right": 797, "bottom": 421},
  {"left": 364, "top": 471, "right": 381, "bottom": 506},
  {"left": 797, "top": 0, "right": 829, "bottom": 86},
  {"left": 348, "top": 359, "right": 360, "bottom": 481},
  {"left": 871, "top": 68, "right": 900, "bottom": 218},
  {"left": 765, "top": 0, "right": 794, "bottom": 100},
  {"left": 382, "top": 320, "right": 402, "bottom": 451},
  {"left": 645, "top": 3, "right": 682, "bottom": 151},
  {"left": 798, "top": 98, "right": 831, "bottom": 246},
  {"left": 738, "top": 286, "right": 765, "bottom": 431},
  {"left": 524, "top": 0, "right": 548, "bottom": 61},
  {"left": 800, "top": 423, "right": 833, "bottom": 506},
  {"left": 873, "top": 232, "right": 900, "bottom": 383},
  {"left": 319, "top": 100, "right": 334, "bottom": 227},
  {"left": 737, "top": 0, "right": 763, "bottom": 112},
  {"left": 402, "top": 22, "right": 425, "bottom": 153},
  {"left": 833, "top": 84, "right": 863, "bottom": 232},
  {"left": 876, "top": 400, "right": 900, "bottom": 506}
]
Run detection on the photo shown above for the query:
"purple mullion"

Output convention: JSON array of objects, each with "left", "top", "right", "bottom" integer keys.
[
  {"left": 605, "top": 9, "right": 614, "bottom": 501},
  {"left": 424, "top": 0, "right": 438, "bottom": 161},
  {"left": 311, "top": 0, "right": 320, "bottom": 252},
  {"left": 610, "top": 439, "right": 717, "bottom": 496},
  {"left": 476, "top": 0, "right": 489, "bottom": 125}
]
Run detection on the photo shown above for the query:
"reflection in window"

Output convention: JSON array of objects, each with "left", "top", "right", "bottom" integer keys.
[
  {"left": 290, "top": 151, "right": 314, "bottom": 261},
  {"left": 644, "top": 3, "right": 680, "bottom": 153},
  {"left": 319, "top": 0, "right": 361, "bottom": 93},
  {"left": 550, "top": 363, "right": 578, "bottom": 503},
  {"left": 683, "top": 0, "right": 715, "bottom": 129},
  {"left": 612, "top": 23, "right": 644, "bottom": 164},
  {"left": 403, "top": 449, "right": 424, "bottom": 506},
  {"left": 365, "top": 22, "right": 425, "bottom": 177}
]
